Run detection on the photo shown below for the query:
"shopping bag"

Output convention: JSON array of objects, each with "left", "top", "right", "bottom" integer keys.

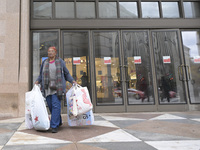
[
  {"left": 67, "top": 84, "right": 93, "bottom": 116},
  {"left": 66, "top": 85, "right": 93, "bottom": 116},
  {"left": 66, "top": 89, "right": 94, "bottom": 126},
  {"left": 66, "top": 86, "right": 76, "bottom": 119},
  {"left": 28, "top": 85, "right": 50, "bottom": 130},
  {"left": 68, "top": 110, "right": 94, "bottom": 126},
  {"left": 25, "top": 88, "right": 35, "bottom": 129}
]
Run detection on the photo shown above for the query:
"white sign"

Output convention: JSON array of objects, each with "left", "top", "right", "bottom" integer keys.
[
  {"left": 194, "top": 56, "right": 200, "bottom": 63},
  {"left": 163, "top": 56, "right": 171, "bottom": 63},
  {"left": 134, "top": 56, "right": 142, "bottom": 64},
  {"left": 73, "top": 57, "right": 81, "bottom": 65},
  {"left": 104, "top": 57, "right": 111, "bottom": 64}
]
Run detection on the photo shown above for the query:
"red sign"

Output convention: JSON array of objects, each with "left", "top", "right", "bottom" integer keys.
[
  {"left": 134, "top": 56, "right": 142, "bottom": 64},
  {"left": 104, "top": 57, "right": 111, "bottom": 64},
  {"left": 73, "top": 57, "right": 81, "bottom": 65},
  {"left": 194, "top": 56, "right": 200, "bottom": 63},
  {"left": 163, "top": 56, "right": 171, "bottom": 63}
]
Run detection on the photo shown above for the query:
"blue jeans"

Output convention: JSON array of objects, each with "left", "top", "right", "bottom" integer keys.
[{"left": 46, "top": 94, "right": 62, "bottom": 128}]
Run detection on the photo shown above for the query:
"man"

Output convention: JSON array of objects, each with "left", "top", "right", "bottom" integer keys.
[{"left": 35, "top": 46, "right": 76, "bottom": 133}]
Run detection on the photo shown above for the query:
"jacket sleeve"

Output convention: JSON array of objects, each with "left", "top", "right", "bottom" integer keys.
[
  {"left": 36, "top": 60, "right": 45, "bottom": 83},
  {"left": 61, "top": 58, "right": 74, "bottom": 83}
]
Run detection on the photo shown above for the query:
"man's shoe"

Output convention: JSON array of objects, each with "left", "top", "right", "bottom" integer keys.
[{"left": 52, "top": 128, "right": 58, "bottom": 133}]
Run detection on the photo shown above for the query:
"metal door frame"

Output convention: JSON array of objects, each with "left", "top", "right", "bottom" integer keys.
[
  {"left": 89, "top": 29, "right": 189, "bottom": 113},
  {"left": 149, "top": 29, "right": 189, "bottom": 111},
  {"left": 180, "top": 29, "right": 200, "bottom": 109},
  {"left": 120, "top": 30, "right": 158, "bottom": 112},
  {"left": 60, "top": 29, "right": 189, "bottom": 113},
  {"left": 91, "top": 30, "right": 127, "bottom": 113}
]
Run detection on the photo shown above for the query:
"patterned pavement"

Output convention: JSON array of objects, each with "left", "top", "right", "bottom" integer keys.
[{"left": 0, "top": 111, "right": 200, "bottom": 150}]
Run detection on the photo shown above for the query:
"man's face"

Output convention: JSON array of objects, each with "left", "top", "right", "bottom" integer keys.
[{"left": 48, "top": 48, "right": 56, "bottom": 59}]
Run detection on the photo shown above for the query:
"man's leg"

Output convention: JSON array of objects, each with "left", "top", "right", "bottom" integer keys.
[
  {"left": 51, "top": 94, "right": 61, "bottom": 130},
  {"left": 46, "top": 95, "right": 52, "bottom": 113}
]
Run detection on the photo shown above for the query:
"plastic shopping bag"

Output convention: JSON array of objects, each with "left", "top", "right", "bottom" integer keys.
[
  {"left": 25, "top": 88, "right": 35, "bottom": 129},
  {"left": 66, "top": 88, "right": 94, "bottom": 126},
  {"left": 66, "top": 86, "right": 76, "bottom": 119},
  {"left": 74, "top": 85, "right": 93, "bottom": 115},
  {"left": 26, "top": 85, "right": 50, "bottom": 131},
  {"left": 66, "top": 84, "right": 93, "bottom": 116}
]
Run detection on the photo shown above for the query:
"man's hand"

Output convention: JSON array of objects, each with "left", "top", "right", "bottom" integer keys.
[{"left": 72, "top": 80, "right": 77, "bottom": 85}]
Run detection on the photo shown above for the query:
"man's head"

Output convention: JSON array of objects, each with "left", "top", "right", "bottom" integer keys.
[{"left": 48, "top": 46, "right": 57, "bottom": 59}]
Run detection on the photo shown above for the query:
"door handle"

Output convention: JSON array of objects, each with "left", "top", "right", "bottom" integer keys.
[
  {"left": 178, "top": 65, "right": 184, "bottom": 81},
  {"left": 123, "top": 65, "right": 130, "bottom": 83},
  {"left": 185, "top": 65, "right": 191, "bottom": 81}
]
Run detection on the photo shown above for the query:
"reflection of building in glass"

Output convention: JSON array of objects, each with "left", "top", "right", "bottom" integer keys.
[
  {"left": 182, "top": 31, "right": 200, "bottom": 103},
  {"left": 191, "top": 3, "right": 200, "bottom": 18},
  {"left": 196, "top": 31, "right": 200, "bottom": 55}
]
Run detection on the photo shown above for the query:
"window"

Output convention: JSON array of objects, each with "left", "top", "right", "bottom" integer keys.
[
  {"left": 32, "top": 31, "right": 59, "bottom": 84},
  {"left": 55, "top": 2, "right": 75, "bottom": 18},
  {"left": 32, "top": 1, "right": 200, "bottom": 19},
  {"left": 99, "top": 2, "right": 117, "bottom": 18},
  {"left": 141, "top": 2, "right": 160, "bottom": 18},
  {"left": 181, "top": 31, "right": 200, "bottom": 103},
  {"left": 162, "top": 2, "right": 180, "bottom": 18},
  {"left": 119, "top": 2, "right": 138, "bottom": 18},
  {"left": 184, "top": 2, "right": 200, "bottom": 18},
  {"left": 77, "top": 2, "right": 95, "bottom": 18},
  {"left": 33, "top": 2, "right": 52, "bottom": 18}
]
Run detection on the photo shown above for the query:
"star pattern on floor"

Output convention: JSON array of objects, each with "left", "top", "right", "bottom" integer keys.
[{"left": 1, "top": 112, "right": 200, "bottom": 150}]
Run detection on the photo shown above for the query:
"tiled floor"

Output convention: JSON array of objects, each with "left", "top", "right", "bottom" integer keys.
[{"left": 0, "top": 111, "right": 200, "bottom": 150}]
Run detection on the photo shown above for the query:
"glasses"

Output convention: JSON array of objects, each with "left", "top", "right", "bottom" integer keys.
[{"left": 48, "top": 51, "right": 56, "bottom": 53}]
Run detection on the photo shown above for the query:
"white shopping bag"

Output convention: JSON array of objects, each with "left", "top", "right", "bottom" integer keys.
[
  {"left": 25, "top": 88, "right": 35, "bottom": 129},
  {"left": 66, "top": 85, "right": 76, "bottom": 118},
  {"left": 67, "top": 85, "right": 93, "bottom": 116},
  {"left": 66, "top": 87, "right": 94, "bottom": 126},
  {"left": 26, "top": 85, "right": 50, "bottom": 131},
  {"left": 74, "top": 85, "right": 93, "bottom": 116}
]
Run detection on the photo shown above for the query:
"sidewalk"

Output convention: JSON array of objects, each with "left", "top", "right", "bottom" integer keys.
[{"left": 0, "top": 111, "right": 200, "bottom": 150}]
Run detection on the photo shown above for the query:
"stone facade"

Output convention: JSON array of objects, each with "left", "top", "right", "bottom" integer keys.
[{"left": 0, "top": 0, "right": 30, "bottom": 117}]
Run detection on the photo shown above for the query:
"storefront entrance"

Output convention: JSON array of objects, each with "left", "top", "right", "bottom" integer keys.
[{"left": 32, "top": 29, "right": 200, "bottom": 113}]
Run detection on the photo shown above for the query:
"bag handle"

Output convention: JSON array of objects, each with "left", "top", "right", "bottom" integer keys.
[{"left": 73, "top": 84, "right": 82, "bottom": 90}]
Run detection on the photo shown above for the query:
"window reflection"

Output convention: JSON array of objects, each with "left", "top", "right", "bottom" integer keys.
[
  {"left": 184, "top": 2, "right": 200, "bottom": 18},
  {"left": 77, "top": 2, "right": 95, "bottom": 18},
  {"left": 181, "top": 31, "right": 200, "bottom": 103},
  {"left": 33, "top": 2, "right": 52, "bottom": 18},
  {"left": 119, "top": 2, "right": 138, "bottom": 18},
  {"left": 99, "top": 2, "right": 117, "bottom": 18},
  {"left": 141, "top": 2, "right": 160, "bottom": 18},
  {"left": 32, "top": 32, "right": 59, "bottom": 84},
  {"left": 152, "top": 31, "right": 186, "bottom": 104},
  {"left": 162, "top": 2, "right": 180, "bottom": 18},
  {"left": 123, "top": 31, "right": 154, "bottom": 104},
  {"left": 63, "top": 32, "right": 90, "bottom": 92},
  {"left": 55, "top": 2, "right": 74, "bottom": 18},
  {"left": 93, "top": 32, "right": 122, "bottom": 105}
]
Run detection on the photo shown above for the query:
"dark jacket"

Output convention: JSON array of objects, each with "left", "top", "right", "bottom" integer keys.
[{"left": 36, "top": 57, "right": 74, "bottom": 97}]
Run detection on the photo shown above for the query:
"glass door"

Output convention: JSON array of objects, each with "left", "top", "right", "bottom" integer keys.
[
  {"left": 181, "top": 30, "right": 200, "bottom": 104},
  {"left": 93, "top": 31, "right": 126, "bottom": 112},
  {"left": 122, "top": 31, "right": 155, "bottom": 104},
  {"left": 122, "top": 31, "right": 157, "bottom": 112},
  {"left": 151, "top": 30, "right": 187, "bottom": 107},
  {"left": 62, "top": 31, "right": 90, "bottom": 112},
  {"left": 32, "top": 31, "right": 59, "bottom": 85}
]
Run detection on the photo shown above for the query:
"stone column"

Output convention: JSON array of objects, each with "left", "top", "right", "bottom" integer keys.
[
  {"left": 18, "top": 0, "right": 30, "bottom": 117},
  {"left": 0, "top": 0, "right": 30, "bottom": 117}
]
